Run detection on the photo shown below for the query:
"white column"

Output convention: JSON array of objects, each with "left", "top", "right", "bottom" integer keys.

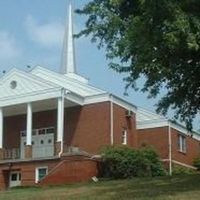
[
  {"left": 26, "top": 103, "right": 32, "bottom": 146},
  {"left": 0, "top": 108, "right": 3, "bottom": 149},
  {"left": 57, "top": 96, "right": 64, "bottom": 142}
]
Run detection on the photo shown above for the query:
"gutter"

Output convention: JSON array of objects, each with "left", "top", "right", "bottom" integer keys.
[
  {"left": 168, "top": 122, "right": 172, "bottom": 175},
  {"left": 58, "top": 88, "right": 66, "bottom": 158},
  {"left": 110, "top": 94, "right": 114, "bottom": 145}
]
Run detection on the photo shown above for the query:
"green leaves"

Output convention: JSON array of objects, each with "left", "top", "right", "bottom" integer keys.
[
  {"left": 76, "top": 0, "right": 200, "bottom": 129},
  {"left": 101, "top": 146, "right": 166, "bottom": 178}
]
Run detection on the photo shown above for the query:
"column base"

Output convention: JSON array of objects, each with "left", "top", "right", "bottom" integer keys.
[
  {"left": 25, "top": 145, "right": 32, "bottom": 159},
  {"left": 55, "top": 142, "right": 61, "bottom": 156},
  {"left": 0, "top": 148, "right": 4, "bottom": 160}
]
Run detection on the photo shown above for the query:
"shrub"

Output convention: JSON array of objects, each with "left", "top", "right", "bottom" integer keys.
[
  {"left": 172, "top": 165, "right": 195, "bottom": 175},
  {"left": 101, "top": 146, "right": 165, "bottom": 179},
  {"left": 193, "top": 157, "right": 200, "bottom": 170}
]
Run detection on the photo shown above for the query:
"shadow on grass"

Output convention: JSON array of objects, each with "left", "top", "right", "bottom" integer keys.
[
  {"left": 89, "top": 175, "right": 200, "bottom": 200},
  {"left": 2, "top": 175, "right": 200, "bottom": 200}
]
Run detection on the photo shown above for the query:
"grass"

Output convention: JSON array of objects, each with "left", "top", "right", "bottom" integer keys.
[{"left": 1, "top": 175, "right": 200, "bottom": 200}]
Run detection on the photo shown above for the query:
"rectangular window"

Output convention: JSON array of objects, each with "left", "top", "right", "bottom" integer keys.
[
  {"left": 178, "top": 134, "right": 186, "bottom": 153},
  {"left": 46, "top": 127, "right": 55, "bottom": 134},
  {"left": 122, "top": 129, "right": 127, "bottom": 145},
  {"left": 35, "top": 167, "right": 48, "bottom": 183}
]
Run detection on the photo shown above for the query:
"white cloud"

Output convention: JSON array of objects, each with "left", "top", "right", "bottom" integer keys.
[
  {"left": 0, "top": 31, "right": 21, "bottom": 61},
  {"left": 25, "top": 15, "right": 64, "bottom": 48}
]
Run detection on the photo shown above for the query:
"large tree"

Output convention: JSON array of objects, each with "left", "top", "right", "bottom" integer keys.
[{"left": 76, "top": 0, "right": 200, "bottom": 129}]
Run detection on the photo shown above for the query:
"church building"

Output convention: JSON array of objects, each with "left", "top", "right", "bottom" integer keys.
[{"left": 0, "top": 2, "right": 200, "bottom": 190}]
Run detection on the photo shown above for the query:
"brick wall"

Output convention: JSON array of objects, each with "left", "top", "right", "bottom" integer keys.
[
  {"left": 39, "top": 156, "right": 99, "bottom": 186},
  {"left": 3, "top": 101, "right": 136, "bottom": 155},
  {"left": 171, "top": 128, "right": 200, "bottom": 166},
  {"left": 137, "top": 127, "right": 169, "bottom": 159},
  {"left": 0, "top": 156, "right": 99, "bottom": 189},
  {"left": 0, "top": 159, "right": 59, "bottom": 188},
  {"left": 64, "top": 102, "right": 110, "bottom": 154},
  {"left": 113, "top": 104, "right": 137, "bottom": 148},
  {"left": 138, "top": 126, "right": 200, "bottom": 167}
]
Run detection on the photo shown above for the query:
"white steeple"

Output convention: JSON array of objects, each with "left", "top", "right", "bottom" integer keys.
[
  {"left": 60, "top": 1, "right": 89, "bottom": 84},
  {"left": 61, "top": 1, "right": 76, "bottom": 74}
]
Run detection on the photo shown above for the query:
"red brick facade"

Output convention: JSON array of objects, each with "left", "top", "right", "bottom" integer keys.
[
  {"left": 0, "top": 101, "right": 200, "bottom": 190},
  {"left": 0, "top": 101, "right": 137, "bottom": 189},
  {"left": 138, "top": 127, "right": 200, "bottom": 167},
  {"left": 137, "top": 127, "right": 169, "bottom": 159},
  {"left": 171, "top": 128, "right": 200, "bottom": 166},
  {"left": 64, "top": 102, "right": 111, "bottom": 154},
  {"left": 0, "top": 156, "right": 99, "bottom": 190}
]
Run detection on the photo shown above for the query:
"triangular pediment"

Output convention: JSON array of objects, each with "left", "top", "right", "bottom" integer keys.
[{"left": 0, "top": 68, "right": 60, "bottom": 99}]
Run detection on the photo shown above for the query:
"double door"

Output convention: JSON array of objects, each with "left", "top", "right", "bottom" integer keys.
[{"left": 20, "top": 133, "right": 54, "bottom": 158}]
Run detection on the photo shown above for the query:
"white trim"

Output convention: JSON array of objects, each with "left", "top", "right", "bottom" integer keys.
[
  {"left": 26, "top": 103, "right": 32, "bottom": 146},
  {"left": 172, "top": 160, "right": 196, "bottom": 170},
  {"left": 168, "top": 123, "right": 172, "bottom": 176},
  {"left": 0, "top": 88, "right": 62, "bottom": 107},
  {"left": 110, "top": 97, "right": 114, "bottom": 145},
  {"left": 0, "top": 108, "right": 3, "bottom": 148},
  {"left": 65, "top": 92, "right": 84, "bottom": 105},
  {"left": 35, "top": 166, "right": 48, "bottom": 183},
  {"left": 170, "top": 122, "right": 200, "bottom": 140},
  {"left": 0, "top": 68, "right": 60, "bottom": 88},
  {"left": 122, "top": 129, "right": 128, "bottom": 145},
  {"left": 162, "top": 159, "right": 196, "bottom": 170},
  {"left": 137, "top": 119, "right": 200, "bottom": 141},
  {"left": 84, "top": 93, "right": 137, "bottom": 113},
  {"left": 84, "top": 93, "right": 110, "bottom": 105},
  {"left": 137, "top": 119, "right": 169, "bottom": 129},
  {"left": 178, "top": 134, "right": 187, "bottom": 153},
  {"left": 31, "top": 66, "right": 104, "bottom": 96},
  {"left": 57, "top": 95, "right": 64, "bottom": 143}
]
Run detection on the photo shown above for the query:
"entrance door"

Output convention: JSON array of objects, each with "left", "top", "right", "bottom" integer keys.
[
  {"left": 32, "top": 134, "right": 54, "bottom": 158},
  {"left": 20, "top": 128, "right": 54, "bottom": 159},
  {"left": 9, "top": 171, "right": 21, "bottom": 188}
]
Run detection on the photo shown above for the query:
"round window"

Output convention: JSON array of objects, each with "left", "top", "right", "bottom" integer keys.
[{"left": 10, "top": 80, "right": 17, "bottom": 89}]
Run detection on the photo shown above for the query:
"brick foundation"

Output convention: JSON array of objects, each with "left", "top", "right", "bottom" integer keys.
[
  {"left": 25, "top": 145, "right": 32, "bottom": 159},
  {"left": 55, "top": 142, "right": 61, "bottom": 156},
  {"left": 0, "top": 149, "right": 3, "bottom": 160}
]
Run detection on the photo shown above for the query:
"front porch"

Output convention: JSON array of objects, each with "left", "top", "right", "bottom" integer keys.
[
  {"left": 1, "top": 126, "right": 56, "bottom": 161},
  {"left": 0, "top": 96, "right": 80, "bottom": 162}
]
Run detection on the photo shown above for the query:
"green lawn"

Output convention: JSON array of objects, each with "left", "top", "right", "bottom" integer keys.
[{"left": 1, "top": 175, "right": 200, "bottom": 200}]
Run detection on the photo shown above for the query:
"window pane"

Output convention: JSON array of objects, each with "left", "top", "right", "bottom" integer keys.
[
  {"left": 122, "top": 130, "right": 127, "bottom": 145},
  {"left": 11, "top": 174, "right": 17, "bottom": 181},
  {"left": 38, "top": 168, "right": 47, "bottom": 181},
  {"left": 46, "top": 128, "right": 55, "bottom": 134},
  {"left": 182, "top": 137, "right": 186, "bottom": 152},
  {"left": 178, "top": 135, "right": 181, "bottom": 151},
  {"left": 178, "top": 135, "right": 186, "bottom": 153},
  {"left": 39, "top": 129, "right": 45, "bottom": 135}
]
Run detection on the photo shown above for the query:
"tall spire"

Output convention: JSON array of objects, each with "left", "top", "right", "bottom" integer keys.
[{"left": 61, "top": 0, "right": 76, "bottom": 74}]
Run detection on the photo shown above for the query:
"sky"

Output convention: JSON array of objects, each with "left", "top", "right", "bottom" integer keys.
[{"left": 0, "top": 0, "right": 199, "bottom": 129}]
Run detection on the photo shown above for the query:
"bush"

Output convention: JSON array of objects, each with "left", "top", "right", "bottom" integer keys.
[
  {"left": 101, "top": 146, "right": 166, "bottom": 179},
  {"left": 193, "top": 157, "right": 200, "bottom": 170},
  {"left": 172, "top": 165, "right": 195, "bottom": 175}
]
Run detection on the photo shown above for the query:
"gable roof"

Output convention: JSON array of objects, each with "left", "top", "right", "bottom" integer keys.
[
  {"left": 0, "top": 68, "right": 61, "bottom": 100},
  {"left": 31, "top": 66, "right": 106, "bottom": 97},
  {"left": 0, "top": 68, "right": 64, "bottom": 107}
]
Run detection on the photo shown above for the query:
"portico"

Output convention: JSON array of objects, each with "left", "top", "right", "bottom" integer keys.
[{"left": 0, "top": 88, "right": 80, "bottom": 161}]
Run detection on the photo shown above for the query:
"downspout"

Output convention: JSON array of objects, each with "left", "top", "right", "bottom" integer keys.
[
  {"left": 110, "top": 94, "right": 114, "bottom": 145},
  {"left": 168, "top": 122, "right": 172, "bottom": 176},
  {"left": 59, "top": 89, "right": 65, "bottom": 158}
]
